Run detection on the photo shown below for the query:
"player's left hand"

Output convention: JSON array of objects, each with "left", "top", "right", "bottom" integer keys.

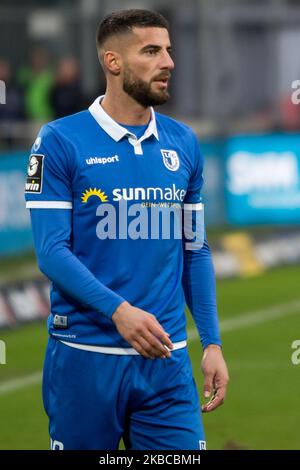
[{"left": 201, "top": 344, "right": 229, "bottom": 413}]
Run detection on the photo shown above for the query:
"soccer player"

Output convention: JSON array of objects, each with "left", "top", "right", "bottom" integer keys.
[{"left": 25, "top": 9, "right": 229, "bottom": 450}]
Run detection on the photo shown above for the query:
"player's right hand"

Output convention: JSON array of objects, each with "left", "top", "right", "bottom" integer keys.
[{"left": 111, "top": 301, "right": 174, "bottom": 359}]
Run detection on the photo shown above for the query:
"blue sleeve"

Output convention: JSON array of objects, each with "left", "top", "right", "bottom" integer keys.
[
  {"left": 30, "top": 209, "right": 125, "bottom": 319},
  {"left": 25, "top": 125, "right": 125, "bottom": 320},
  {"left": 182, "top": 131, "right": 222, "bottom": 349},
  {"left": 25, "top": 124, "right": 73, "bottom": 205}
]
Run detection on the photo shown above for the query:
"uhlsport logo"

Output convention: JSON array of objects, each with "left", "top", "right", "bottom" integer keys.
[
  {"left": 85, "top": 155, "right": 120, "bottom": 166},
  {"left": 161, "top": 149, "right": 180, "bottom": 172}
]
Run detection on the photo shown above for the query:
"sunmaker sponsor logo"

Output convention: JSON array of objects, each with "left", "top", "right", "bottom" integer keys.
[
  {"left": 80, "top": 184, "right": 203, "bottom": 249},
  {"left": 81, "top": 188, "right": 108, "bottom": 203},
  {"left": 81, "top": 184, "right": 187, "bottom": 204},
  {"left": 112, "top": 184, "right": 187, "bottom": 202}
]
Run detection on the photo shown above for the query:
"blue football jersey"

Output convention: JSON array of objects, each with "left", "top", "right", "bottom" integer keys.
[{"left": 25, "top": 96, "right": 220, "bottom": 348}]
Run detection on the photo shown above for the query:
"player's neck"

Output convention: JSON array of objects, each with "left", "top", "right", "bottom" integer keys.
[{"left": 101, "top": 90, "right": 151, "bottom": 126}]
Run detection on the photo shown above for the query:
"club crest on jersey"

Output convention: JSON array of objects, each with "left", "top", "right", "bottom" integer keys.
[
  {"left": 161, "top": 149, "right": 180, "bottom": 172},
  {"left": 25, "top": 154, "right": 45, "bottom": 193}
]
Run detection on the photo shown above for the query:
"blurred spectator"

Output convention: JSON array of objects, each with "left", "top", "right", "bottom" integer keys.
[
  {"left": 0, "top": 59, "right": 25, "bottom": 147},
  {"left": 18, "top": 47, "right": 54, "bottom": 121},
  {"left": 50, "top": 57, "right": 83, "bottom": 118}
]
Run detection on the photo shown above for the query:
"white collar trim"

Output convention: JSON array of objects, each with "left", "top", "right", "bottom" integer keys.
[{"left": 88, "top": 95, "right": 159, "bottom": 142}]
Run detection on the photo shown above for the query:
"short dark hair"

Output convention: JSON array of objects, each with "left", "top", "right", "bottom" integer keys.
[{"left": 96, "top": 9, "right": 169, "bottom": 49}]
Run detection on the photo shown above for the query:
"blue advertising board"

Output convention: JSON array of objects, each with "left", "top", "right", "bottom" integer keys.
[
  {"left": 225, "top": 134, "right": 300, "bottom": 224},
  {"left": 200, "top": 138, "right": 226, "bottom": 226},
  {"left": 0, "top": 151, "right": 33, "bottom": 256}
]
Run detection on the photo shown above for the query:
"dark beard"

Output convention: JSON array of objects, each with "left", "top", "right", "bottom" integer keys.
[{"left": 122, "top": 67, "right": 170, "bottom": 108}]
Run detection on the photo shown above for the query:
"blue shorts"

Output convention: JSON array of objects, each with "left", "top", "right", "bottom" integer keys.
[{"left": 42, "top": 337, "right": 205, "bottom": 450}]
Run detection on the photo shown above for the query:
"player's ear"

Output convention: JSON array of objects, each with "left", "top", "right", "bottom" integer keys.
[{"left": 102, "top": 51, "right": 121, "bottom": 76}]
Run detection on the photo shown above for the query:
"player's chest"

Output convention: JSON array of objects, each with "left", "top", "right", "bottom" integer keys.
[{"left": 73, "top": 141, "right": 191, "bottom": 204}]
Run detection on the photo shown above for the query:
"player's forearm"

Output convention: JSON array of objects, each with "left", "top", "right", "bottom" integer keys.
[
  {"left": 38, "top": 247, "right": 125, "bottom": 319},
  {"left": 30, "top": 209, "right": 125, "bottom": 319},
  {"left": 182, "top": 239, "right": 222, "bottom": 349}
]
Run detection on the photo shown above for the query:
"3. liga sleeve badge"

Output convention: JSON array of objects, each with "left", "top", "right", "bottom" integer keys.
[
  {"left": 27, "top": 155, "right": 39, "bottom": 176},
  {"left": 25, "top": 154, "right": 45, "bottom": 193},
  {"left": 161, "top": 149, "right": 180, "bottom": 172}
]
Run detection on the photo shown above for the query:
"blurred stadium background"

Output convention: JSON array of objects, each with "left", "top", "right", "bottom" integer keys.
[{"left": 1, "top": 0, "right": 300, "bottom": 450}]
